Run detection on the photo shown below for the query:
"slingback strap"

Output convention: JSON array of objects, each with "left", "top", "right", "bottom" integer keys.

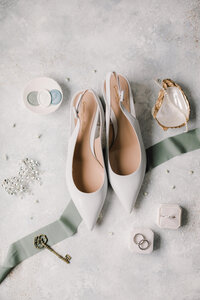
[
  {"left": 72, "top": 89, "right": 104, "bottom": 163},
  {"left": 73, "top": 90, "right": 88, "bottom": 119},
  {"left": 119, "top": 90, "right": 124, "bottom": 103},
  {"left": 113, "top": 73, "right": 137, "bottom": 143},
  {"left": 90, "top": 106, "right": 101, "bottom": 158},
  {"left": 115, "top": 73, "right": 137, "bottom": 123},
  {"left": 105, "top": 72, "right": 121, "bottom": 141},
  {"left": 113, "top": 71, "right": 123, "bottom": 101},
  {"left": 105, "top": 72, "right": 137, "bottom": 145},
  {"left": 113, "top": 72, "right": 129, "bottom": 113}
]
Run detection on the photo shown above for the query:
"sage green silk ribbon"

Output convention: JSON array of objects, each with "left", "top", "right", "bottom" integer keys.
[
  {"left": 0, "top": 200, "right": 82, "bottom": 284},
  {"left": 1, "top": 128, "right": 200, "bottom": 284},
  {"left": 146, "top": 128, "right": 200, "bottom": 171}
]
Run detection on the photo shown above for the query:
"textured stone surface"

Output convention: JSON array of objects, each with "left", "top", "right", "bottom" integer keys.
[{"left": 0, "top": 0, "right": 200, "bottom": 299}]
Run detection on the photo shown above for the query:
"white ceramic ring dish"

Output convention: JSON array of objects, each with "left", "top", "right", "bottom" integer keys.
[{"left": 23, "top": 77, "right": 63, "bottom": 114}]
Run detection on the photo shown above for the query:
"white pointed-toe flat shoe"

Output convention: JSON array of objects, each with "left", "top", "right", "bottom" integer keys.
[
  {"left": 66, "top": 89, "right": 108, "bottom": 230},
  {"left": 103, "top": 72, "right": 146, "bottom": 213}
]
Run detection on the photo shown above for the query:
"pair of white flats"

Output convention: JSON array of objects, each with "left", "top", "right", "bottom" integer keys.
[{"left": 66, "top": 72, "right": 146, "bottom": 230}]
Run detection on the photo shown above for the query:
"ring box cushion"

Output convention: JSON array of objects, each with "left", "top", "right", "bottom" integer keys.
[{"left": 129, "top": 228, "right": 154, "bottom": 254}]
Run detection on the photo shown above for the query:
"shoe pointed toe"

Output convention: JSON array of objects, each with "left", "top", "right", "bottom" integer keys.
[
  {"left": 84, "top": 217, "right": 96, "bottom": 231},
  {"left": 72, "top": 186, "right": 107, "bottom": 230},
  {"left": 110, "top": 174, "right": 142, "bottom": 213},
  {"left": 120, "top": 194, "right": 135, "bottom": 214}
]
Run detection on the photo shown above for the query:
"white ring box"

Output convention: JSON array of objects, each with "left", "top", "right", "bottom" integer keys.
[
  {"left": 158, "top": 204, "right": 182, "bottom": 229},
  {"left": 129, "top": 228, "right": 154, "bottom": 254}
]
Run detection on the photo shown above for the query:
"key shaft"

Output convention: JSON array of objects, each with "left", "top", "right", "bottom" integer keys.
[{"left": 43, "top": 243, "right": 70, "bottom": 264}]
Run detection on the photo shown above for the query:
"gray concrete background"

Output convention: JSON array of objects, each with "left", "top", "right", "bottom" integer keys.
[{"left": 0, "top": 0, "right": 200, "bottom": 299}]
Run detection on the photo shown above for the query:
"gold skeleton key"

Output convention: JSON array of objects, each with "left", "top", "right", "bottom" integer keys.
[{"left": 34, "top": 234, "right": 72, "bottom": 264}]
